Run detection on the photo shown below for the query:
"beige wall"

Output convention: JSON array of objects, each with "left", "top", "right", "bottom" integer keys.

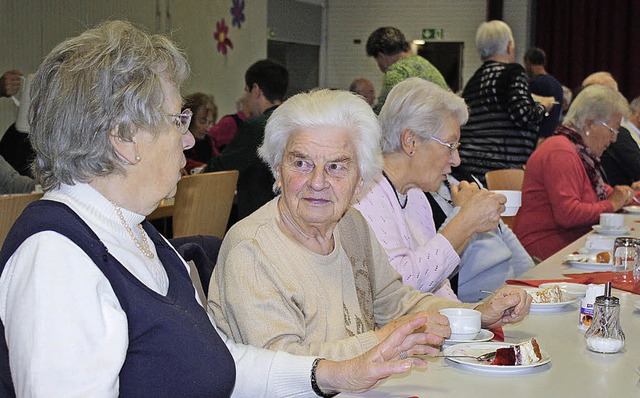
[{"left": 0, "top": 0, "right": 267, "bottom": 136}]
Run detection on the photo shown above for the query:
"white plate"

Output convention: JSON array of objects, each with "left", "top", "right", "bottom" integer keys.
[
  {"left": 443, "top": 342, "right": 550, "bottom": 374},
  {"left": 539, "top": 282, "right": 588, "bottom": 297},
  {"left": 563, "top": 254, "right": 614, "bottom": 271},
  {"left": 444, "top": 329, "right": 495, "bottom": 345},
  {"left": 591, "top": 225, "right": 631, "bottom": 235},
  {"left": 523, "top": 287, "right": 581, "bottom": 311},
  {"left": 623, "top": 205, "right": 640, "bottom": 214}
]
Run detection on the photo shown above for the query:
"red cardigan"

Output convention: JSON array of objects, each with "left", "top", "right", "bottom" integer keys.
[{"left": 514, "top": 135, "right": 614, "bottom": 259}]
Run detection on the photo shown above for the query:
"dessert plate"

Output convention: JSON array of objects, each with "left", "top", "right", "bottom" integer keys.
[
  {"left": 623, "top": 205, "right": 640, "bottom": 214},
  {"left": 562, "top": 254, "right": 614, "bottom": 271},
  {"left": 591, "top": 225, "right": 630, "bottom": 235},
  {"left": 539, "top": 282, "right": 588, "bottom": 297},
  {"left": 444, "top": 329, "right": 494, "bottom": 345},
  {"left": 442, "top": 342, "right": 550, "bottom": 374},
  {"left": 522, "top": 287, "right": 580, "bottom": 312}
]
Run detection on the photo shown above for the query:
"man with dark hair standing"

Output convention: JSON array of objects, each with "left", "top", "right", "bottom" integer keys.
[
  {"left": 524, "top": 47, "right": 563, "bottom": 140},
  {"left": 366, "top": 27, "right": 447, "bottom": 113},
  {"left": 206, "top": 59, "right": 288, "bottom": 222}
]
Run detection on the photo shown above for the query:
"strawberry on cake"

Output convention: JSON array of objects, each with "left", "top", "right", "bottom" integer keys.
[{"left": 491, "top": 338, "right": 542, "bottom": 366}]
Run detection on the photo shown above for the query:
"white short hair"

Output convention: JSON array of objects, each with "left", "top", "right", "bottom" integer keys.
[{"left": 259, "top": 89, "right": 383, "bottom": 189}]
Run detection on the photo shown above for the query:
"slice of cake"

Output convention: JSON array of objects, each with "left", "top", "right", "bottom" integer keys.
[
  {"left": 491, "top": 338, "right": 542, "bottom": 366},
  {"left": 530, "top": 285, "right": 563, "bottom": 303}
]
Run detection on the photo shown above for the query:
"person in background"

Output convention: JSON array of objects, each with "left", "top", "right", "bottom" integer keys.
[
  {"left": 208, "top": 96, "right": 249, "bottom": 155},
  {"left": 514, "top": 85, "right": 633, "bottom": 260},
  {"left": 205, "top": 59, "right": 287, "bottom": 222},
  {"left": 561, "top": 85, "right": 573, "bottom": 121},
  {"left": 453, "top": 20, "right": 555, "bottom": 186},
  {"left": 0, "top": 20, "right": 439, "bottom": 398},
  {"left": 601, "top": 96, "right": 640, "bottom": 187},
  {"left": 582, "top": 71, "right": 619, "bottom": 92},
  {"left": 354, "top": 78, "right": 508, "bottom": 300},
  {"left": 209, "top": 87, "right": 532, "bottom": 361},
  {"left": 428, "top": 174, "right": 535, "bottom": 302},
  {"left": 0, "top": 155, "right": 35, "bottom": 194},
  {"left": 366, "top": 26, "right": 448, "bottom": 113},
  {"left": 349, "top": 77, "right": 376, "bottom": 108},
  {"left": 524, "top": 47, "right": 563, "bottom": 142},
  {"left": 0, "top": 70, "right": 22, "bottom": 98},
  {"left": 183, "top": 92, "right": 216, "bottom": 173}
]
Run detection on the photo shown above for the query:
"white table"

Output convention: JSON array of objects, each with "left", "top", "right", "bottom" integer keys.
[{"left": 340, "top": 215, "right": 640, "bottom": 397}]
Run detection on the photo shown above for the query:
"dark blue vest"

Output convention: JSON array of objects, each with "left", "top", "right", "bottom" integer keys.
[{"left": 0, "top": 200, "right": 236, "bottom": 397}]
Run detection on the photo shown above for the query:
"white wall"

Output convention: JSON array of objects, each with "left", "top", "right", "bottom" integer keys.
[{"left": 323, "top": 0, "right": 532, "bottom": 96}]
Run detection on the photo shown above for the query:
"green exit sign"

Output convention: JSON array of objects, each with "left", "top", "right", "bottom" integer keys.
[{"left": 422, "top": 28, "right": 444, "bottom": 40}]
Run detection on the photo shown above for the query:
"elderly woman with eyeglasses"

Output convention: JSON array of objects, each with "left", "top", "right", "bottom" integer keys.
[
  {"left": 354, "top": 78, "right": 516, "bottom": 299},
  {"left": 514, "top": 84, "right": 635, "bottom": 260},
  {"left": 209, "top": 85, "right": 531, "bottom": 363},
  {"left": 0, "top": 21, "right": 447, "bottom": 397}
]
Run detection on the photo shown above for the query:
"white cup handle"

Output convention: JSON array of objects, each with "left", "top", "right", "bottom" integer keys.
[{"left": 11, "top": 95, "right": 19, "bottom": 107}]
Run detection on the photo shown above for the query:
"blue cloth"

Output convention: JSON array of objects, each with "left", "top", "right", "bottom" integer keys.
[
  {"left": 0, "top": 200, "right": 236, "bottom": 397},
  {"left": 529, "top": 73, "right": 564, "bottom": 138}
]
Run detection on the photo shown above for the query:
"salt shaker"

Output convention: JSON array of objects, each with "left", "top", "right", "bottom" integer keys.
[{"left": 584, "top": 282, "right": 625, "bottom": 353}]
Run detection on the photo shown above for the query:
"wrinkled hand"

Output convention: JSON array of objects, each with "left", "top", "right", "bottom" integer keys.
[
  {"left": 531, "top": 93, "right": 556, "bottom": 111},
  {"left": 631, "top": 181, "right": 640, "bottom": 191},
  {"left": 609, "top": 185, "right": 634, "bottom": 211},
  {"left": 475, "top": 285, "right": 531, "bottom": 329},
  {"left": 315, "top": 317, "right": 434, "bottom": 394},
  {"left": 374, "top": 311, "right": 450, "bottom": 354},
  {"left": 455, "top": 188, "right": 505, "bottom": 234},
  {"left": 450, "top": 180, "right": 481, "bottom": 207},
  {"left": 0, "top": 70, "right": 22, "bottom": 97}
]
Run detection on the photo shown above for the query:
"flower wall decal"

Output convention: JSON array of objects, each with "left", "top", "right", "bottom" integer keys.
[
  {"left": 230, "top": 0, "right": 246, "bottom": 28},
  {"left": 214, "top": 18, "right": 233, "bottom": 55}
]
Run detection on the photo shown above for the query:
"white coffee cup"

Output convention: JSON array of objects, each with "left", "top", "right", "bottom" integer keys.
[
  {"left": 439, "top": 308, "right": 481, "bottom": 340},
  {"left": 599, "top": 213, "right": 624, "bottom": 229},
  {"left": 584, "top": 234, "right": 616, "bottom": 254},
  {"left": 491, "top": 190, "right": 522, "bottom": 217}
]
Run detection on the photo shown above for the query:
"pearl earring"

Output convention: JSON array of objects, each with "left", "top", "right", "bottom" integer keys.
[
  {"left": 135, "top": 155, "right": 141, "bottom": 162},
  {"left": 585, "top": 131, "right": 590, "bottom": 137}
]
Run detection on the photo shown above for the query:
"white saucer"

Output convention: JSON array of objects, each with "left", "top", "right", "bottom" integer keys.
[
  {"left": 623, "top": 205, "right": 640, "bottom": 214},
  {"left": 562, "top": 253, "right": 613, "bottom": 271},
  {"left": 444, "top": 329, "right": 494, "bottom": 345},
  {"left": 591, "top": 225, "right": 630, "bottom": 235}
]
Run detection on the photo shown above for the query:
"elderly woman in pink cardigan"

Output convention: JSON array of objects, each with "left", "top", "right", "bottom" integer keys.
[{"left": 354, "top": 78, "right": 506, "bottom": 300}]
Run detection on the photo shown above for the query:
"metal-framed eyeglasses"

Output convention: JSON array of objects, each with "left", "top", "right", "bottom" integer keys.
[
  {"left": 165, "top": 108, "right": 193, "bottom": 135},
  {"left": 601, "top": 122, "right": 618, "bottom": 138},
  {"left": 429, "top": 135, "right": 461, "bottom": 154}
]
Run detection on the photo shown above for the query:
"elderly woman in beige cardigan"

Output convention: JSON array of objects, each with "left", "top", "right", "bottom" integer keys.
[{"left": 208, "top": 89, "right": 532, "bottom": 361}]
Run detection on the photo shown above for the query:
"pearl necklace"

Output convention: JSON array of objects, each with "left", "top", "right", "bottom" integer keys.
[{"left": 112, "top": 203, "right": 155, "bottom": 259}]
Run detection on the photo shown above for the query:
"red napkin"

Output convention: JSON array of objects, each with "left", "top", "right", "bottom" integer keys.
[
  {"left": 506, "top": 273, "right": 640, "bottom": 295},
  {"left": 490, "top": 327, "right": 504, "bottom": 342},
  {"left": 562, "top": 271, "right": 640, "bottom": 295},
  {"left": 505, "top": 277, "right": 591, "bottom": 287}
]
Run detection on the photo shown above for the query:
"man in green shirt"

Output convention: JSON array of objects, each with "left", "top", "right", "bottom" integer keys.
[{"left": 366, "top": 27, "right": 448, "bottom": 113}]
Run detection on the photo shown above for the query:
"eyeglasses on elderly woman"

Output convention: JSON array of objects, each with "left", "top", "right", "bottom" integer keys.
[
  {"left": 165, "top": 108, "right": 192, "bottom": 135},
  {"left": 429, "top": 135, "right": 461, "bottom": 154}
]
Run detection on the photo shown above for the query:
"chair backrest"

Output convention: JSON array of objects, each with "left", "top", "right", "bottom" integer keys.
[
  {"left": 484, "top": 169, "right": 525, "bottom": 191},
  {"left": 0, "top": 192, "right": 44, "bottom": 247},
  {"left": 172, "top": 170, "right": 239, "bottom": 239}
]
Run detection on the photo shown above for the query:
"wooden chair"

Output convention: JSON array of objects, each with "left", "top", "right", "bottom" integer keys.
[
  {"left": 0, "top": 192, "right": 44, "bottom": 247},
  {"left": 484, "top": 169, "right": 525, "bottom": 229},
  {"left": 172, "top": 170, "right": 239, "bottom": 239},
  {"left": 484, "top": 169, "right": 525, "bottom": 191}
]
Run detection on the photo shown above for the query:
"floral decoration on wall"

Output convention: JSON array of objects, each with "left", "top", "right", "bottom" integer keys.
[
  {"left": 214, "top": 18, "right": 233, "bottom": 55},
  {"left": 230, "top": 0, "right": 246, "bottom": 28}
]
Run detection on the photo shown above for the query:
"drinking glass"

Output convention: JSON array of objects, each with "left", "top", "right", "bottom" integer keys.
[{"left": 612, "top": 237, "right": 639, "bottom": 283}]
